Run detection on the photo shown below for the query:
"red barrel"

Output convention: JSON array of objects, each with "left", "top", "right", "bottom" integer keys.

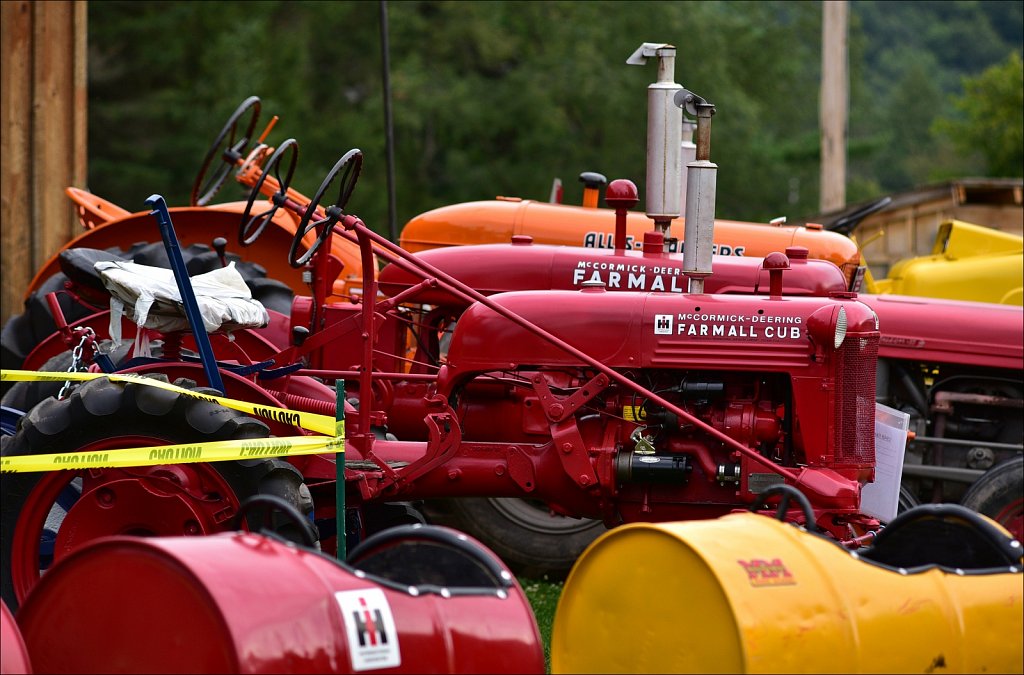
[
  {"left": 1, "top": 599, "right": 32, "bottom": 674},
  {"left": 16, "top": 526, "right": 543, "bottom": 674}
]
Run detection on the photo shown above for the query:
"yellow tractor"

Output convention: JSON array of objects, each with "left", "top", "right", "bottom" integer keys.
[
  {"left": 863, "top": 219, "right": 1023, "bottom": 305},
  {"left": 829, "top": 197, "right": 1023, "bottom": 305}
]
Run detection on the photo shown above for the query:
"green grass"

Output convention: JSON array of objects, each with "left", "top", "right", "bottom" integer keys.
[{"left": 519, "top": 576, "right": 564, "bottom": 673}]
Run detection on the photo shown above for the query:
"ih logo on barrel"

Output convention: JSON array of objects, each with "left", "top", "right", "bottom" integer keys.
[
  {"left": 336, "top": 588, "right": 402, "bottom": 671},
  {"left": 737, "top": 558, "right": 797, "bottom": 587}
]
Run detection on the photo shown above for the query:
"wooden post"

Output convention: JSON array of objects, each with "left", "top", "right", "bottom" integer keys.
[
  {"left": 820, "top": 0, "right": 848, "bottom": 213},
  {"left": 0, "top": 1, "right": 87, "bottom": 326}
]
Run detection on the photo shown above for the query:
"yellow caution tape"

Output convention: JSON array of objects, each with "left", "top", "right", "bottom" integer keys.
[
  {"left": 1, "top": 369, "right": 346, "bottom": 473},
  {"left": 1, "top": 435, "right": 344, "bottom": 473},
  {"left": 1, "top": 369, "right": 338, "bottom": 436}
]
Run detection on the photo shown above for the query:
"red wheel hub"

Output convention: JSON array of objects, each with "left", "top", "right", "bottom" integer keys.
[
  {"left": 994, "top": 498, "right": 1023, "bottom": 542},
  {"left": 11, "top": 436, "right": 242, "bottom": 605}
]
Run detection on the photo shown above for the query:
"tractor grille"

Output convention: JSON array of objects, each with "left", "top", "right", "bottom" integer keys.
[{"left": 833, "top": 335, "right": 878, "bottom": 467}]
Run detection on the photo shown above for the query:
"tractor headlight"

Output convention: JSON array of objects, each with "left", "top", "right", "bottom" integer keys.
[
  {"left": 808, "top": 304, "right": 850, "bottom": 351},
  {"left": 834, "top": 306, "right": 847, "bottom": 349}
]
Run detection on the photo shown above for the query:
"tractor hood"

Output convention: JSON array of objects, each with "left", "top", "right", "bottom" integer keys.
[
  {"left": 860, "top": 294, "right": 1024, "bottom": 370},
  {"left": 399, "top": 198, "right": 863, "bottom": 284},
  {"left": 379, "top": 237, "right": 850, "bottom": 305},
  {"left": 441, "top": 289, "right": 877, "bottom": 380}
]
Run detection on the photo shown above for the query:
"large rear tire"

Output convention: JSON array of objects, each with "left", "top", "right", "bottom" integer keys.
[
  {"left": 960, "top": 456, "right": 1023, "bottom": 541},
  {"left": 423, "top": 497, "right": 606, "bottom": 580},
  {"left": 0, "top": 340, "right": 133, "bottom": 414},
  {"left": 0, "top": 375, "right": 314, "bottom": 610}
]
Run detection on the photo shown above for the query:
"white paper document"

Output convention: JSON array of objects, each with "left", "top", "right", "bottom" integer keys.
[{"left": 860, "top": 402, "right": 911, "bottom": 523}]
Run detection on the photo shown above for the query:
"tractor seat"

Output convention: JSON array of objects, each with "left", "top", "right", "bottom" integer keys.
[
  {"left": 94, "top": 259, "right": 269, "bottom": 343},
  {"left": 59, "top": 247, "right": 128, "bottom": 298},
  {"left": 857, "top": 503, "right": 1022, "bottom": 573}
]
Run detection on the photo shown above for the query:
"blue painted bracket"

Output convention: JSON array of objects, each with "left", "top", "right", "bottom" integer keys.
[{"left": 1, "top": 405, "right": 24, "bottom": 436}]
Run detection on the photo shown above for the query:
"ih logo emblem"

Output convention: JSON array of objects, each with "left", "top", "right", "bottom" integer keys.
[
  {"left": 654, "top": 314, "right": 673, "bottom": 335},
  {"left": 737, "top": 558, "right": 796, "bottom": 587},
  {"left": 336, "top": 588, "right": 402, "bottom": 671}
]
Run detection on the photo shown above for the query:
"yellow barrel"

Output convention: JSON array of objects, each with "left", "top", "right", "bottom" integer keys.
[{"left": 551, "top": 511, "right": 1023, "bottom": 674}]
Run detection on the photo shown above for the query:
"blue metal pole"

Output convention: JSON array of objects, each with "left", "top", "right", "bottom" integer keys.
[{"left": 145, "top": 194, "right": 226, "bottom": 394}]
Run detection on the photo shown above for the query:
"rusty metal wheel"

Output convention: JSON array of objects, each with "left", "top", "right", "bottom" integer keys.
[{"left": 0, "top": 375, "right": 314, "bottom": 610}]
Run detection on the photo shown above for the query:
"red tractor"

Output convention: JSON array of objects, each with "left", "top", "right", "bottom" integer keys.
[
  {"left": 376, "top": 217, "right": 1023, "bottom": 567},
  {"left": 3, "top": 42, "right": 1016, "bottom": 606},
  {"left": 0, "top": 99, "right": 886, "bottom": 610},
  {"left": 374, "top": 44, "right": 1023, "bottom": 563}
]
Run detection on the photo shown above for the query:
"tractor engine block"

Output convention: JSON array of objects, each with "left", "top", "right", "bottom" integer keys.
[{"left": 395, "top": 287, "right": 883, "bottom": 530}]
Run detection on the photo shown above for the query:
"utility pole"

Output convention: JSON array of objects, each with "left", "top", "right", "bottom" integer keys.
[
  {"left": 820, "top": 0, "right": 848, "bottom": 213},
  {"left": 379, "top": 0, "right": 397, "bottom": 242}
]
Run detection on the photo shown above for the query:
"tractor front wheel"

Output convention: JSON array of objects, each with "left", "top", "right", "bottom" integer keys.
[
  {"left": 0, "top": 375, "right": 314, "bottom": 610},
  {"left": 423, "top": 497, "right": 605, "bottom": 580}
]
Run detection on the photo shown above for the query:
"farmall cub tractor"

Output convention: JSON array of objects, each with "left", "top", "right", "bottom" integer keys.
[
  {"left": 385, "top": 44, "right": 1024, "bottom": 559},
  {"left": 0, "top": 65, "right": 887, "bottom": 612}
]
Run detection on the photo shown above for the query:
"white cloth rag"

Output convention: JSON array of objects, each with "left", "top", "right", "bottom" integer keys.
[{"left": 95, "top": 260, "right": 269, "bottom": 346}]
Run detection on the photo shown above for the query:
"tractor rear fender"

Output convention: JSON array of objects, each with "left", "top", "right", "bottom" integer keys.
[
  {"left": 27, "top": 202, "right": 369, "bottom": 301},
  {"left": 21, "top": 309, "right": 285, "bottom": 373},
  {"left": 400, "top": 198, "right": 863, "bottom": 284},
  {"left": 115, "top": 361, "right": 323, "bottom": 438},
  {"left": 378, "top": 239, "right": 850, "bottom": 305}
]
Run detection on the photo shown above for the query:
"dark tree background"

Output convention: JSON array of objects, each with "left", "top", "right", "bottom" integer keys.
[{"left": 86, "top": 0, "right": 1023, "bottom": 238}]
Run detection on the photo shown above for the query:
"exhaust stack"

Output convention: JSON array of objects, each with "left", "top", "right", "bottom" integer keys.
[
  {"left": 676, "top": 88, "right": 717, "bottom": 294},
  {"left": 627, "top": 43, "right": 682, "bottom": 239}
]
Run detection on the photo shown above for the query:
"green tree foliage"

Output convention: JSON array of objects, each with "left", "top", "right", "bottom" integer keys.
[
  {"left": 847, "top": 0, "right": 1022, "bottom": 196},
  {"left": 84, "top": 0, "right": 1023, "bottom": 239},
  {"left": 933, "top": 51, "right": 1024, "bottom": 177}
]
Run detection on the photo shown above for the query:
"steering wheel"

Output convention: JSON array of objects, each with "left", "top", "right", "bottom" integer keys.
[
  {"left": 191, "top": 96, "right": 262, "bottom": 206},
  {"left": 826, "top": 196, "right": 893, "bottom": 236},
  {"left": 238, "top": 138, "right": 299, "bottom": 247},
  {"left": 749, "top": 484, "right": 818, "bottom": 532},
  {"left": 288, "top": 148, "right": 362, "bottom": 268}
]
